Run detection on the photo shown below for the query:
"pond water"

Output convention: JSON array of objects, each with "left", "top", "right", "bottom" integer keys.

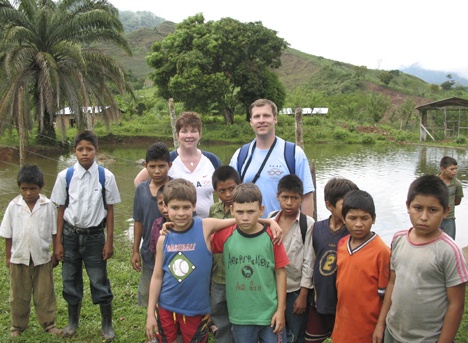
[{"left": 1, "top": 142, "right": 467, "bottom": 248}]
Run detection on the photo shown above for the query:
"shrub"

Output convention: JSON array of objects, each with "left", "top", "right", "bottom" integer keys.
[
  {"left": 361, "top": 135, "right": 376, "bottom": 144},
  {"left": 333, "top": 128, "right": 349, "bottom": 141}
]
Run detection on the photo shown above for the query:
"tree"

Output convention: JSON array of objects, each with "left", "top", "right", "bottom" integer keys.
[
  {"left": 378, "top": 71, "right": 394, "bottom": 87},
  {"left": 367, "top": 93, "right": 391, "bottom": 125},
  {"left": 353, "top": 65, "right": 368, "bottom": 79},
  {"left": 0, "top": 0, "right": 132, "bottom": 145},
  {"left": 440, "top": 74, "right": 455, "bottom": 90},
  {"left": 146, "top": 14, "right": 288, "bottom": 124},
  {"left": 391, "top": 98, "right": 416, "bottom": 129}
]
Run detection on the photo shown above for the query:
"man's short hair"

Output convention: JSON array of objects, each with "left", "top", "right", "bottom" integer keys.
[
  {"left": 17, "top": 164, "right": 44, "bottom": 188},
  {"left": 407, "top": 175, "right": 449, "bottom": 210},
  {"left": 232, "top": 183, "right": 262, "bottom": 206},
  {"left": 212, "top": 166, "right": 241, "bottom": 189},
  {"left": 146, "top": 142, "right": 170, "bottom": 163},
  {"left": 73, "top": 130, "right": 98, "bottom": 149},
  {"left": 324, "top": 178, "right": 359, "bottom": 207},
  {"left": 175, "top": 112, "right": 202, "bottom": 134},
  {"left": 277, "top": 174, "right": 303, "bottom": 196},
  {"left": 249, "top": 99, "right": 278, "bottom": 117},
  {"left": 163, "top": 178, "right": 196, "bottom": 205},
  {"left": 440, "top": 156, "right": 457, "bottom": 169},
  {"left": 342, "top": 190, "right": 376, "bottom": 220}
]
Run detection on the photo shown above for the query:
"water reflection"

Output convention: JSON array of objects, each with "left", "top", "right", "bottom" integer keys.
[{"left": 0, "top": 143, "right": 467, "bottom": 248}]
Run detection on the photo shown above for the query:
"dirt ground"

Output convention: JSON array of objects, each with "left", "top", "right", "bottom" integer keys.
[{"left": 463, "top": 246, "right": 468, "bottom": 262}]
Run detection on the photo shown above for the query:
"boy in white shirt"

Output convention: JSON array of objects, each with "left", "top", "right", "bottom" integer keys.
[{"left": 0, "top": 165, "right": 61, "bottom": 337}]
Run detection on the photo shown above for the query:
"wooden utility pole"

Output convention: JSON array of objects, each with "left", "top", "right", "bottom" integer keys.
[
  {"left": 294, "top": 106, "right": 304, "bottom": 149},
  {"left": 18, "top": 87, "right": 25, "bottom": 166},
  {"left": 294, "top": 106, "right": 317, "bottom": 220},
  {"left": 168, "top": 98, "right": 178, "bottom": 149}
]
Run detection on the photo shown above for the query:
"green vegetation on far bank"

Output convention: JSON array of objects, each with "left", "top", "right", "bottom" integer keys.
[{"left": 1, "top": 108, "right": 468, "bottom": 152}]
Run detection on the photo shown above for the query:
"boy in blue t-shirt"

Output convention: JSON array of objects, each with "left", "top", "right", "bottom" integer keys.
[
  {"left": 132, "top": 142, "right": 171, "bottom": 307},
  {"left": 305, "top": 178, "right": 358, "bottom": 342}
]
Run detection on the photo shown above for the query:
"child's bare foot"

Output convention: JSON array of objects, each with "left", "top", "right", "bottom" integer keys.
[
  {"left": 10, "top": 330, "right": 21, "bottom": 337},
  {"left": 46, "top": 327, "right": 62, "bottom": 335}
]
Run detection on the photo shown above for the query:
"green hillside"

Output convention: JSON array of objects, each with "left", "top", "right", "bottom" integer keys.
[{"left": 107, "top": 20, "right": 467, "bottom": 115}]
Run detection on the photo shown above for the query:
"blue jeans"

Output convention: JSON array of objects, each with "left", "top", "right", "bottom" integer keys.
[
  {"left": 232, "top": 324, "right": 286, "bottom": 343},
  {"left": 62, "top": 225, "right": 113, "bottom": 305},
  {"left": 440, "top": 218, "right": 456, "bottom": 240},
  {"left": 285, "top": 291, "right": 307, "bottom": 343}
]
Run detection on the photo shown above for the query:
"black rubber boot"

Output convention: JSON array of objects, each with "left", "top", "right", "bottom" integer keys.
[
  {"left": 62, "top": 302, "right": 81, "bottom": 337},
  {"left": 100, "top": 303, "right": 115, "bottom": 341}
]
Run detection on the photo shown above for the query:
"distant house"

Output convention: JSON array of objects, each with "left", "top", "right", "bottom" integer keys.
[
  {"left": 55, "top": 106, "right": 119, "bottom": 130},
  {"left": 279, "top": 107, "right": 329, "bottom": 115}
]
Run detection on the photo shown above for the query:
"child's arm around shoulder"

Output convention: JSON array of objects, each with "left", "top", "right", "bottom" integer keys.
[{"left": 437, "top": 282, "right": 466, "bottom": 343}]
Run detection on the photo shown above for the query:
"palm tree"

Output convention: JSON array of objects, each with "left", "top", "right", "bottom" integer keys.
[{"left": 0, "top": 0, "right": 132, "bottom": 145}]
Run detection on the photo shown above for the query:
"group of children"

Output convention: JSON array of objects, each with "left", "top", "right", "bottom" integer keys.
[{"left": 1, "top": 129, "right": 467, "bottom": 343}]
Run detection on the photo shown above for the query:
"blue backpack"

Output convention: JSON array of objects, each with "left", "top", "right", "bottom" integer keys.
[
  {"left": 65, "top": 165, "right": 106, "bottom": 209},
  {"left": 236, "top": 140, "right": 296, "bottom": 182}
]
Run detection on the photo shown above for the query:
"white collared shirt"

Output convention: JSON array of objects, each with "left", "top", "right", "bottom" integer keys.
[
  {"left": 0, "top": 194, "right": 57, "bottom": 266},
  {"left": 51, "top": 161, "right": 121, "bottom": 227},
  {"left": 270, "top": 210, "right": 315, "bottom": 293}
]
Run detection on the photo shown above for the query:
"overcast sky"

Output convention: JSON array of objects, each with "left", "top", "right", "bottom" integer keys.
[{"left": 109, "top": 0, "right": 468, "bottom": 79}]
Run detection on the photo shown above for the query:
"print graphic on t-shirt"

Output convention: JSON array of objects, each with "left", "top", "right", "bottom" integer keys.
[
  {"left": 168, "top": 252, "right": 195, "bottom": 282},
  {"left": 319, "top": 250, "right": 338, "bottom": 276}
]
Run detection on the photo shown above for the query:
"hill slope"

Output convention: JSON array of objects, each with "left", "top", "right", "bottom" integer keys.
[{"left": 106, "top": 21, "right": 467, "bottom": 114}]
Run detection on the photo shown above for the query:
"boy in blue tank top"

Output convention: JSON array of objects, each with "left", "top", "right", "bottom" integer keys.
[
  {"left": 305, "top": 178, "right": 358, "bottom": 343},
  {"left": 146, "top": 179, "right": 282, "bottom": 343}
]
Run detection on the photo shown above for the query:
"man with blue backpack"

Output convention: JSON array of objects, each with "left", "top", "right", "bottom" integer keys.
[
  {"left": 230, "top": 99, "right": 315, "bottom": 217},
  {"left": 51, "top": 130, "right": 121, "bottom": 341}
]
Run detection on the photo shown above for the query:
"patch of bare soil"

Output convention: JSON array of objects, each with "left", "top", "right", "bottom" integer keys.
[
  {"left": 463, "top": 246, "right": 468, "bottom": 262},
  {"left": 357, "top": 126, "right": 389, "bottom": 135}
]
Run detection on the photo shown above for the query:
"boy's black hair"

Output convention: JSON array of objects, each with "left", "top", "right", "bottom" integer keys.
[
  {"left": 342, "top": 190, "right": 376, "bottom": 220},
  {"left": 73, "top": 130, "right": 98, "bottom": 149},
  {"left": 146, "top": 142, "right": 170, "bottom": 163},
  {"left": 212, "top": 165, "right": 241, "bottom": 189},
  {"left": 324, "top": 178, "right": 359, "bottom": 207},
  {"left": 439, "top": 156, "right": 457, "bottom": 168},
  {"left": 157, "top": 184, "right": 165, "bottom": 197},
  {"left": 406, "top": 175, "right": 449, "bottom": 210},
  {"left": 277, "top": 174, "right": 303, "bottom": 196},
  {"left": 17, "top": 164, "right": 44, "bottom": 188},
  {"left": 232, "top": 183, "right": 262, "bottom": 206}
]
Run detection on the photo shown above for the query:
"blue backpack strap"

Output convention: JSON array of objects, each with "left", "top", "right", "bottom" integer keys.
[
  {"left": 65, "top": 166, "right": 75, "bottom": 188},
  {"left": 64, "top": 166, "right": 75, "bottom": 208},
  {"left": 284, "top": 141, "right": 296, "bottom": 175},
  {"left": 236, "top": 142, "right": 252, "bottom": 181},
  {"left": 299, "top": 212, "right": 308, "bottom": 244},
  {"left": 98, "top": 166, "right": 107, "bottom": 208}
]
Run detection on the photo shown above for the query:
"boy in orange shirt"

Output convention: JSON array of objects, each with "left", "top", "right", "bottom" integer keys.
[{"left": 331, "top": 190, "right": 390, "bottom": 343}]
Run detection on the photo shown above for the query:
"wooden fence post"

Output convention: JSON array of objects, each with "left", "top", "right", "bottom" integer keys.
[
  {"left": 168, "top": 98, "right": 178, "bottom": 149},
  {"left": 294, "top": 106, "right": 317, "bottom": 220}
]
